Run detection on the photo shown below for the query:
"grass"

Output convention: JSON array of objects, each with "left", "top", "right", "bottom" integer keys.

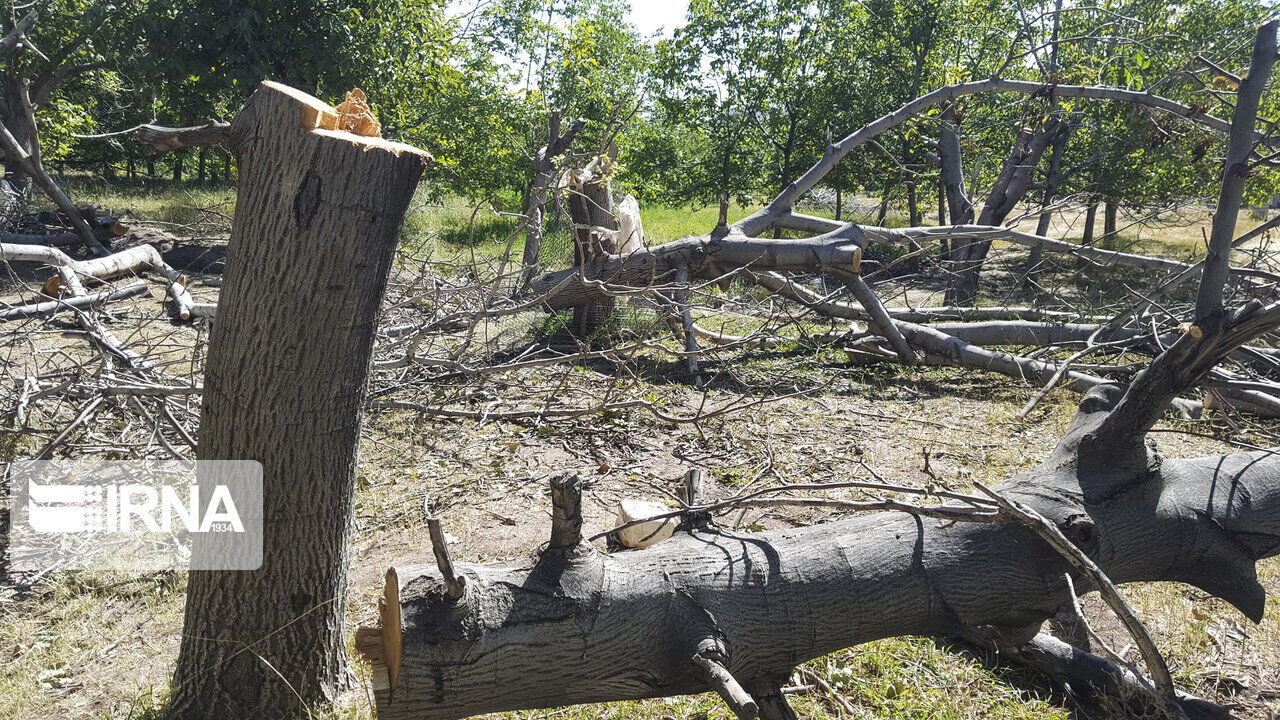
[{"left": 52, "top": 175, "right": 237, "bottom": 231}]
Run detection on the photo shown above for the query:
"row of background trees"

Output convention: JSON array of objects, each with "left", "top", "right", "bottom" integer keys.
[{"left": 9, "top": 0, "right": 1280, "bottom": 216}]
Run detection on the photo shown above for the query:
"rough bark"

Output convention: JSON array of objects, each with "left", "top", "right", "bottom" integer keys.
[
  {"left": 567, "top": 154, "right": 620, "bottom": 336},
  {"left": 355, "top": 382, "right": 1280, "bottom": 719},
  {"left": 517, "top": 112, "right": 584, "bottom": 290},
  {"left": 166, "top": 81, "right": 429, "bottom": 720}
]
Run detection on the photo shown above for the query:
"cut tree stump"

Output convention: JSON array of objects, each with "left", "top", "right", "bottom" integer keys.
[{"left": 166, "top": 81, "right": 430, "bottom": 719}]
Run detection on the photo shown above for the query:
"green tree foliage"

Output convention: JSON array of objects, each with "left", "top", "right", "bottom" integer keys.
[{"left": 10, "top": 0, "right": 1280, "bottom": 219}]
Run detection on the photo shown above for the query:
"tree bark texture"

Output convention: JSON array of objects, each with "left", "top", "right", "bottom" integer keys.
[
  {"left": 166, "top": 81, "right": 430, "bottom": 720},
  {"left": 567, "top": 158, "right": 620, "bottom": 336},
  {"left": 356, "top": 384, "right": 1280, "bottom": 720}
]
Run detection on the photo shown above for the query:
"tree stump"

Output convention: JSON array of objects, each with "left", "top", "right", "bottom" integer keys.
[{"left": 167, "top": 81, "right": 430, "bottom": 719}]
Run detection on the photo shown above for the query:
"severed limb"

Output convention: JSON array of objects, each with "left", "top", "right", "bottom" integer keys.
[
  {"left": 0, "top": 279, "right": 148, "bottom": 321},
  {"left": 73, "top": 121, "right": 232, "bottom": 154},
  {"left": 4, "top": 242, "right": 198, "bottom": 320}
]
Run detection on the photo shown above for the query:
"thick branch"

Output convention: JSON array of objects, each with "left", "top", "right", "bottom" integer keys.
[
  {"left": 0, "top": 12, "right": 38, "bottom": 59},
  {"left": 1197, "top": 21, "right": 1279, "bottom": 319},
  {"left": 739, "top": 78, "right": 1272, "bottom": 237}
]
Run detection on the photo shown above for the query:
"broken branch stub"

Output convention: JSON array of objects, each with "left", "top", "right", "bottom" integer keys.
[{"left": 549, "top": 471, "right": 584, "bottom": 548}]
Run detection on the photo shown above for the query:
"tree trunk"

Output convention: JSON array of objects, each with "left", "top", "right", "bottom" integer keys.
[
  {"left": 1198, "top": 21, "right": 1279, "bottom": 318},
  {"left": 172, "top": 152, "right": 183, "bottom": 182},
  {"left": 874, "top": 182, "right": 892, "bottom": 225},
  {"left": 166, "top": 81, "right": 429, "bottom": 720},
  {"left": 518, "top": 112, "right": 584, "bottom": 291},
  {"left": 568, "top": 158, "right": 619, "bottom": 337},
  {"left": 0, "top": 76, "right": 31, "bottom": 205},
  {"left": 948, "top": 119, "right": 1063, "bottom": 304},
  {"left": 1025, "top": 124, "right": 1069, "bottom": 283},
  {"left": 937, "top": 177, "right": 946, "bottom": 225},
  {"left": 356, "top": 384, "right": 1280, "bottom": 720},
  {"left": 834, "top": 185, "right": 842, "bottom": 222},
  {"left": 907, "top": 180, "right": 920, "bottom": 226},
  {"left": 197, "top": 147, "right": 207, "bottom": 182},
  {"left": 1082, "top": 202, "right": 1098, "bottom": 246},
  {"left": 1103, "top": 199, "right": 1118, "bottom": 239}
]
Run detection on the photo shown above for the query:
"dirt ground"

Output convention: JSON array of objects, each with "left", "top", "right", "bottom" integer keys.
[{"left": 3, "top": 220, "right": 1280, "bottom": 720}]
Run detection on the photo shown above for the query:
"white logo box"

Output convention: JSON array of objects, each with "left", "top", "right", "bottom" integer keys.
[{"left": 7, "top": 459, "right": 262, "bottom": 572}]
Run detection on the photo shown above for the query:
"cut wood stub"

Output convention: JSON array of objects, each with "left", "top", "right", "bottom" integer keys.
[
  {"left": 378, "top": 567, "right": 403, "bottom": 697},
  {"left": 549, "top": 471, "right": 584, "bottom": 548}
]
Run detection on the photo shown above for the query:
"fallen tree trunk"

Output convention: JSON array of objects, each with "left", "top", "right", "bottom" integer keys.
[
  {"left": 0, "top": 279, "right": 147, "bottom": 320},
  {"left": 527, "top": 226, "right": 865, "bottom": 311},
  {"left": 356, "top": 384, "right": 1279, "bottom": 718},
  {"left": 74, "top": 121, "right": 233, "bottom": 155},
  {"left": 137, "top": 122, "right": 231, "bottom": 154}
]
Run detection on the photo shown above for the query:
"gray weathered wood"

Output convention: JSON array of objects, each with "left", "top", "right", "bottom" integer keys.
[
  {"left": 1197, "top": 21, "right": 1278, "bottom": 319},
  {"left": 359, "top": 398, "right": 1280, "bottom": 719}
]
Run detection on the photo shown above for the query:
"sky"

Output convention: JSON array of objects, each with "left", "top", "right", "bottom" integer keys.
[{"left": 628, "top": 0, "right": 690, "bottom": 39}]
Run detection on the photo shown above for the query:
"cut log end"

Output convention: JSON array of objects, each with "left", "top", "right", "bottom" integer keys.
[{"left": 256, "top": 80, "right": 433, "bottom": 161}]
